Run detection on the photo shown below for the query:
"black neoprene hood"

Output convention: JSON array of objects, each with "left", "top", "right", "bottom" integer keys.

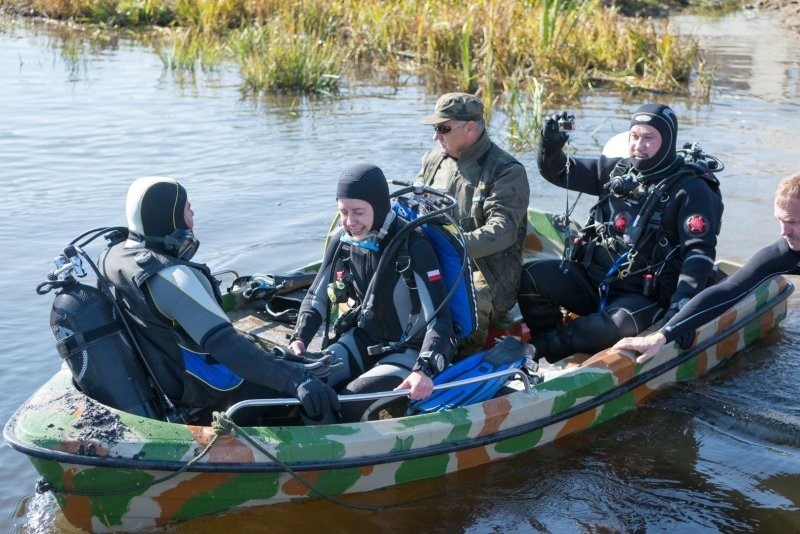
[{"left": 336, "top": 163, "right": 391, "bottom": 232}]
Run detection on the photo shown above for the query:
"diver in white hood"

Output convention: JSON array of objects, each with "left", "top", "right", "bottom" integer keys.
[{"left": 100, "top": 176, "right": 339, "bottom": 425}]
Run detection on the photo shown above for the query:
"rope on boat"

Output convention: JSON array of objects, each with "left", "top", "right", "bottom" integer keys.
[
  {"left": 36, "top": 411, "right": 447, "bottom": 511},
  {"left": 211, "top": 412, "right": 391, "bottom": 511}
]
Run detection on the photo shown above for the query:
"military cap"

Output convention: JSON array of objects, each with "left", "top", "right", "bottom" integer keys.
[{"left": 422, "top": 92, "right": 484, "bottom": 125}]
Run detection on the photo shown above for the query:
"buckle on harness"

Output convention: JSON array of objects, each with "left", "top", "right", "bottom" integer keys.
[
  {"left": 618, "top": 249, "right": 637, "bottom": 279},
  {"left": 395, "top": 256, "right": 411, "bottom": 273},
  {"left": 368, "top": 342, "right": 398, "bottom": 356}
]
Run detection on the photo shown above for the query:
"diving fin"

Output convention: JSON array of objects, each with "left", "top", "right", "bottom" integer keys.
[{"left": 408, "top": 336, "right": 534, "bottom": 414}]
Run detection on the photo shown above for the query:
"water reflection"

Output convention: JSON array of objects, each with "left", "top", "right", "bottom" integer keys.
[
  {"left": 1, "top": 9, "right": 800, "bottom": 532},
  {"left": 674, "top": 12, "right": 800, "bottom": 102}
]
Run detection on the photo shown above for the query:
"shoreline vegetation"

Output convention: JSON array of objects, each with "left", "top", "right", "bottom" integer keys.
[{"left": 0, "top": 0, "right": 751, "bottom": 145}]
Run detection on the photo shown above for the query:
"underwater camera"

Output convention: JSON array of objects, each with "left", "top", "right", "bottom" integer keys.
[{"left": 558, "top": 114, "right": 575, "bottom": 132}]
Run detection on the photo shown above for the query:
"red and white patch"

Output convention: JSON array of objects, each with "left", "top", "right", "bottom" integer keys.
[
  {"left": 427, "top": 269, "right": 442, "bottom": 282},
  {"left": 684, "top": 214, "right": 710, "bottom": 237},
  {"left": 613, "top": 213, "right": 629, "bottom": 233}
]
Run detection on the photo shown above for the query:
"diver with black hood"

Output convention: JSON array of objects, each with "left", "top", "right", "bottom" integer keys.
[
  {"left": 289, "top": 163, "right": 457, "bottom": 422},
  {"left": 518, "top": 104, "right": 724, "bottom": 363},
  {"left": 100, "top": 176, "right": 339, "bottom": 425}
]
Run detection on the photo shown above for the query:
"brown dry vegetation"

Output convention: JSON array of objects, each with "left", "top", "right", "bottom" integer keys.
[{"left": 760, "top": 0, "right": 800, "bottom": 33}]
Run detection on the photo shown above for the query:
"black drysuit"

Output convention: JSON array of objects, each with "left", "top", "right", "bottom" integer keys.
[{"left": 520, "top": 149, "right": 723, "bottom": 362}]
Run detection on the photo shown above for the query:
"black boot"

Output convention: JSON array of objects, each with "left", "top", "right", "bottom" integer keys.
[
  {"left": 518, "top": 293, "right": 563, "bottom": 336},
  {"left": 530, "top": 328, "right": 571, "bottom": 363}
]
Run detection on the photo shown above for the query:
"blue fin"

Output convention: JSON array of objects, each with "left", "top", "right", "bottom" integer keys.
[{"left": 408, "top": 336, "right": 533, "bottom": 413}]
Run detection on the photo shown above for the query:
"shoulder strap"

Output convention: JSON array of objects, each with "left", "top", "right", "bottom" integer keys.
[
  {"left": 130, "top": 250, "right": 173, "bottom": 287},
  {"left": 627, "top": 165, "right": 698, "bottom": 249},
  {"left": 396, "top": 235, "right": 421, "bottom": 342}
]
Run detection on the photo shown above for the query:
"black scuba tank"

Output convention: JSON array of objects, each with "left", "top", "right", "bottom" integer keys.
[{"left": 50, "top": 280, "right": 160, "bottom": 418}]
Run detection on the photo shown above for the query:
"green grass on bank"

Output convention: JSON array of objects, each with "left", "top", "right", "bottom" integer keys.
[{"left": 1, "top": 0, "right": 721, "bottom": 146}]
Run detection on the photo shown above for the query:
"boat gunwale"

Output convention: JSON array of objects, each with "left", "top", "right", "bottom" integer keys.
[{"left": 4, "top": 277, "right": 792, "bottom": 473}]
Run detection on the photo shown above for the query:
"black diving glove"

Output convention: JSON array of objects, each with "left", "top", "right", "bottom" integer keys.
[
  {"left": 295, "top": 376, "right": 340, "bottom": 424},
  {"left": 271, "top": 346, "right": 343, "bottom": 378},
  {"left": 540, "top": 111, "right": 572, "bottom": 156}
]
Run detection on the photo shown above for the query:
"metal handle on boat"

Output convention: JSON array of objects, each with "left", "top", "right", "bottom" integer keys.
[
  {"left": 225, "top": 368, "right": 533, "bottom": 418},
  {"left": 212, "top": 268, "right": 240, "bottom": 280}
]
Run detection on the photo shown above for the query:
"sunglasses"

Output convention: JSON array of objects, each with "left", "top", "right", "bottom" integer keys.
[{"left": 433, "top": 123, "right": 456, "bottom": 135}]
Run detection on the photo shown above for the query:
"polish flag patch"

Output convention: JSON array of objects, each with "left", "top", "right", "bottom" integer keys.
[{"left": 427, "top": 269, "right": 442, "bottom": 282}]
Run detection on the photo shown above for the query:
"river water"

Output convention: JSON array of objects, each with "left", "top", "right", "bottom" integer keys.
[{"left": 1, "top": 9, "right": 799, "bottom": 533}]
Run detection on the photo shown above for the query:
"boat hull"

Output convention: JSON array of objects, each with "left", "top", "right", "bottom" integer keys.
[
  {"left": 4, "top": 272, "right": 792, "bottom": 531},
  {"left": 5, "top": 207, "right": 794, "bottom": 530}
]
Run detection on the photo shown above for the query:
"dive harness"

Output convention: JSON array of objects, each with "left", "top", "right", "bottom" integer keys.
[
  {"left": 565, "top": 143, "right": 723, "bottom": 311},
  {"left": 322, "top": 181, "right": 471, "bottom": 358}
]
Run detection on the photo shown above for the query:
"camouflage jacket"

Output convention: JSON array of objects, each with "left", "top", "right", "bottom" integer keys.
[{"left": 417, "top": 132, "right": 529, "bottom": 312}]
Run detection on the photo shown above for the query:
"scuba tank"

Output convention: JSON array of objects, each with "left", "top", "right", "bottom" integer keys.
[
  {"left": 37, "top": 230, "right": 168, "bottom": 420},
  {"left": 49, "top": 280, "right": 160, "bottom": 418}
]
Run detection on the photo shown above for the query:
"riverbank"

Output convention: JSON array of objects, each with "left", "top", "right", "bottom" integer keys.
[
  {"left": 0, "top": 0, "right": 705, "bottom": 101},
  {"left": 762, "top": 0, "right": 800, "bottom": 33},
  {"left": 1, "top": 0, "right": 793, "bottom": 146}
]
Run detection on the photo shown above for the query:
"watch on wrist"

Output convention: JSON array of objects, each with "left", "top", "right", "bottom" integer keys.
[{"left": 413, "top": 351, "right": 445, "bottom": 378}]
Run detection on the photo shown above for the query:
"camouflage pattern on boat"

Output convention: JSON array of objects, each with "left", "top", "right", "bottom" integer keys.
[{"left": 3, "top": 209, "right": 793, "bottom": 531}]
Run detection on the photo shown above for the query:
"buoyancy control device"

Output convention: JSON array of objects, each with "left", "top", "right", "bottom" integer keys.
[
  {"left": 391, "top": 191, "right": 478, "bottom": 339},
  {"left": 325, "top": 181, "right": 478, "bottom": 357},
  {"left": 36, "top": 229, "right": 169, "bottom": 420}
]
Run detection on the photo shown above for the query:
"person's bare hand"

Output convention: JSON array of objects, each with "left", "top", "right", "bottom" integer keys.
[{"left": 612, "top": 332, "right": 667, "bottom": 364}]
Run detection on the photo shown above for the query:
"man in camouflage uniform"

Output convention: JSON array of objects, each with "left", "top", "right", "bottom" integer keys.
[{"left": 416, "top": 92, "right": 530, "bottom": 353}]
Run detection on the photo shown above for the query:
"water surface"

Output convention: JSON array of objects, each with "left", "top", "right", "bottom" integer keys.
[{"left": 1, "top": 10, "right": 799, "bottom": 532}]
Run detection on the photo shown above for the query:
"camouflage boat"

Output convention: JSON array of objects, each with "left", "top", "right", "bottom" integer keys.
[{"left": 3, "top": 208, "right": 793, "bottom": 532}]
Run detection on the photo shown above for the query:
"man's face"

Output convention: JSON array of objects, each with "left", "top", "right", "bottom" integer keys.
[
  {"left": 628, "top": 124, "right": 663, "bottom": 162},
  {"left": 774, "top": 197, "right": 800, "bottom": 251},
  {"left": 338, "top": 198, "right": 374, "bottom": 240},
  {"left": 184, "top": 201, "right": 194, "bottom": 229},
  {"left": 433, "top": 120, "right": 474, "bottom": 158}
]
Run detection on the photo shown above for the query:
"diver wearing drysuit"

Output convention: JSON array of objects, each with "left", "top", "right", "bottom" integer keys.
[
  {"left": 519, "top": 104, "right": 724, "bottom": 362},
  {"left": 289, "top": 164, "right": 457, "bottom": 422},
  {"left": 100, "top": 176, "right": 339, "bottom": 424},
  {"left": 613, "top": 171, "right": 800, "bottom": 363}
]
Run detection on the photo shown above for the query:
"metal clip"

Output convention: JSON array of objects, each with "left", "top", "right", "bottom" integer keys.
[{"left": 618, "top": 249, "right": 637, "bottom": 279}]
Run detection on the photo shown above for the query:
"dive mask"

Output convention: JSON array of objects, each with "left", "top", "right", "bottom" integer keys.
[
  {"left": 129, "top": 229, "right": 200, "bottom": 260},
  {"left": 164, "top": 229, "right": 199, "bottom": 260},
  {"left": 340, "top": 231, "right": 380, "bottom": 252}
]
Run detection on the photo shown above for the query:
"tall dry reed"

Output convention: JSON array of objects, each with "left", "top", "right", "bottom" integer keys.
[{"left": 3, "top": 0, "right": 711, "bottom": 144}]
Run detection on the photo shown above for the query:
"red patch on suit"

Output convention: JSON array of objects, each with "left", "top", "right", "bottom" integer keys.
[
  {"left": 685, "top": 214, "right": 709, "bottom": 236},
  {"left": 613, "top": 213, "right": 630, "bottom": 233}
]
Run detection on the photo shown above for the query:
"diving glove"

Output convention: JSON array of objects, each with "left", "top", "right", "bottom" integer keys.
[
  {"left": 272, "top": 346, "right": 343, "bottom": 378},
  {"left": 295, "top": 376, "right": 340, "bottom": 424},
  {"left": 541, "top": 111, "right": 573, "bottom": 154}
]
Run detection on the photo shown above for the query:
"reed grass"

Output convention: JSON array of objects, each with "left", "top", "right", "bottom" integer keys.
[
  {"left": 3, "top": 0, "right": 714, "bottom": 143},
  {"left": 230, "top": 21, "right": 341, "bottom": 94},
  {"left": 507, "top": 75, "right": 544, "bottom": 149},
  {"left": 157, "top": 28, "right": 223, "bottom": 72}
]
